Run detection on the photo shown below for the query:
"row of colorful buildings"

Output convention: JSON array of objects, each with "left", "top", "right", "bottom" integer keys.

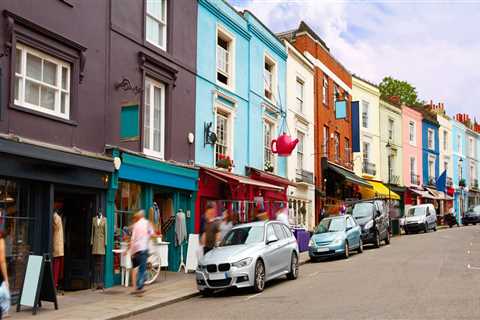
[{"left": 0, "top": 0, "right": 477, "bottom": 294}]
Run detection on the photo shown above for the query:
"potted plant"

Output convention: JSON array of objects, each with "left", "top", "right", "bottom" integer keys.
[
  {"left": 459, "top": 179, "right": 466, "bottom": 187},
  {"left": 216, "top": 154, "right": 234, "bottom": 172},
  {"left": 265, "top": 161, "right": 274, "bottom": 173}
]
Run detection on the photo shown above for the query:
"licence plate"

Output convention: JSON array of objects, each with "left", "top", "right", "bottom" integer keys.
[
  {"left": 209, "top": 273, "right": 226, "bottom": 280},
  {"left": 316, "top": 247, "right": 329, "bottom": 253}
]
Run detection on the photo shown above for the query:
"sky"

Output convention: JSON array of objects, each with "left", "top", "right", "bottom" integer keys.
[{"left": 230, "top": 0, "right": 480, "bottom": 120}]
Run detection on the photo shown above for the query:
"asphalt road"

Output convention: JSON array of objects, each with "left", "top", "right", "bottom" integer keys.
[{"left": 134, "top": 226, "right": 480, "bottom": 320}]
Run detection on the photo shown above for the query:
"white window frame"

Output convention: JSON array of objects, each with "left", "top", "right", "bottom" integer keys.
[
  {"left": 361, "top": 100, "right": 369, "bottom": 129},
  {"left": 214, "top": 103, "right": 235, "bottom": 165},
  {"left": 263, "top": 117, "right": 277, "bottom": 173},
  {"left": 322, "top": 77, "right": 328, "bottom": 105},
  {"left": 323, "top": 126, "right": 329, "bottom": 156},
  {"left": 264, "top": 53, "right": 277, "bottom": 103},
  {"left": 216, "top": 25, "right": 235, "bottom": 90},
  {"left": 296, "top": 77, "right": 304, "bottom": 114},
  {"left": 362, "top": 141, "right": 371, "bottom": 163},
  {"left": 427, "top": 128, "right": 435, "bottom": 150},
  {"left": 145, "top": 0, "right": 168, "bottom": 50},
  {"left": 388, "top": 118, "right": 394, "bottom": 141},
  {"left": 333, "top": 132, "right": 340, "bottom": 161},
  {"left": 428, "top": 154, "right": 436, "bottom": 180},
  {"left": 296, "top": 130, "right": 305, "bottom": 172},
  {"left": 443, "top": 130, "right": 448, "bottom": 151},
  {"left": 410, "top": 156, "right": 417, "bottom": 185},
  {"left": 409, "top": 121, "right": 416, "bottom": 146},
  {"left": 469, "top": 137, "right": 475, "bottom": 157},
  {"left": 457, "top": 134, "right": 462, "bottom": 154},
  {"left": 143, "top": 77, "right": 166, "bottom": 159},
  {"left": 14, "top": 43, "right": 71, "bottom": 120}
]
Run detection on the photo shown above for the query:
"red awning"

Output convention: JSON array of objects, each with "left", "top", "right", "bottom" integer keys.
[
  {"left": 246, "top": 167, "right": 296, "bottom": 187},
  {"left": 202, "top": 168, "right": 284, "bottom": 191}
]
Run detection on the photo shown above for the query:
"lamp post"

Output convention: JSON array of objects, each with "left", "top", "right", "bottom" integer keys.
[
  {"left": 386, "top": 141, "right": 392, "bottom": 203},
  {"left": 459, "top": 157, "right": 464, "bottom": 224}
]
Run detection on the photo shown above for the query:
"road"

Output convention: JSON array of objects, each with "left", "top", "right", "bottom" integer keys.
[{"left": 134, "top": 226, "right": 480, "bottom": 320}]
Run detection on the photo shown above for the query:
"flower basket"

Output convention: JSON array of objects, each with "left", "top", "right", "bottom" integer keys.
[
  {"left": 265, "top": 161, "right": 274, "bottom": 173},
  {"left": 216, "top": 154, "right": 234, "bottom": 171},
  {"left": 459, "top": 179, "right": 466, "bottom": 187}
]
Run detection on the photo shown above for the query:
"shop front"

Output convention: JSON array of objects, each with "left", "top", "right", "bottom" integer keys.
[
  {"left": 195, "top": 167, "right": 288, "bottom": 234},
  {"left": 106, "top": 149, "right": 198, "bottom": 287},
  {"left": 0, "top": 138, "right": 113, "bottom": 297}
]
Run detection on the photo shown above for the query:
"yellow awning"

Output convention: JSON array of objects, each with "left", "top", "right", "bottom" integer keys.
[{"left": 360, "top": 181, "right": 400, "bottom": 200}]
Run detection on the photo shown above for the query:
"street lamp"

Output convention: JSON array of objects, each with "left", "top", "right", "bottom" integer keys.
[
  {"left": 386, "top": 141, "right": 392, "bottom": 226},
  {"left": 459, "top": 157, "right": 464, "bottom": 223}
]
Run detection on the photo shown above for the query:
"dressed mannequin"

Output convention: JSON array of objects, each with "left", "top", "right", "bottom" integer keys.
[
  {"left": 52, "top": 210, "right": 64, "bottom": 290},
  {"left": 91, "top": 209, "right": 107, "bottom": 290}
]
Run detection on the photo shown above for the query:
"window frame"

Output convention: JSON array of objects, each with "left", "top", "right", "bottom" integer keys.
[
  {"left": 428, "top": 154, "right": 436, "bottom": 180},
  {"left": 14, "top": 43, "right": 71, "bottom": 120},
  {"left": 322, "top": 76, "right": 328, "bottom": 106},
  {"left": 323, "top": 125, "right": 329, "bottom": 156},
  {"left": 216, "top": 25, "right": 235, "bottom": 90},
  {"left": 145, "top": 0, "right": 168, "bottom": 51},
  {"left": 388, "top": 118, "right": 394, "bottom": 140},
  {"left": 410, "top": 156, "right": 417, "bottom": 184},
  {"left": 263, "top": 118, "right": 276, "bottom": 173},
  {"left": 443, "top": 130, "right": 448, "bottom": 151},
  {"left": 409, "top": 121, "right": 416, "bottom": 146},
  {"left": 361, "top": 100, "right": 369, "bottom": 129},
  {"left": 143, "top": 77, "right": 166, "bottom": 159},
  {"left": 264, "top": 53, "right": 277, "bottom": 102},
  {"left": 214, "top": 103, "right": 235, "bottom": 166},
  {"left": 296, "top": 130, "right": 305, "bottom": 172},
  {"left": 457, "top": 134, "right": 462, "bottom": 154},
  {"left": 333, "top": 131, "right": 340, "bottom": 161},
  {"left": 296, "top": 77, "right": 304, "bottom": 114},
  {"left": 427, "top": 128, "right": 435, "bottom": 150}
]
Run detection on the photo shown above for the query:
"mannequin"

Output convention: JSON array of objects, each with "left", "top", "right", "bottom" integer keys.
[
  {"left": 52, "top": 210, "right": 64, "bottom": 290},
  {"left": 175, "top": 209, "right": 187, "bottom": 272},
  {"left": 91, "top": 209, "right": 107, "bottom": 290}
]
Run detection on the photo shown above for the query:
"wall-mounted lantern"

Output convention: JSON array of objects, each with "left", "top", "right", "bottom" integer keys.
[{"left": 204, "top": 122, "right": 217, "bottom": 147}]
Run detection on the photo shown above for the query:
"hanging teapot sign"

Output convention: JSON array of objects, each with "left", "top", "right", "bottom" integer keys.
[{"left": 271, "top": 132, "right": 299, "bottom": 157}]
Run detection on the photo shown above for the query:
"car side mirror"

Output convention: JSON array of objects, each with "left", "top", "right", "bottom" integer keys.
[
  {"left": 266, "top": 235, "right": 278, "bottom": 245},
  {"left": 346, "top": 226, "right": 352, "bottom": 232}
]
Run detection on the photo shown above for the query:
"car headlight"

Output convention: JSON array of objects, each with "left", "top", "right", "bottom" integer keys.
[
  {"left": 364, "top": 220, "right": 373, "bottom": 230},
  {"left": 232, "top": 257, "right": 253, "bottom": 268},
  {"left": 332, "top": 238, "right": 343, "bottom": 245},
  {"left": 309, "top": 239, "right": 314, "bottom": 247}
]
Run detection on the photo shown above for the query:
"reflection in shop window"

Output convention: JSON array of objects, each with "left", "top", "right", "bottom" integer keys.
[{"left": 0, "top": 179, "right": 35, "bottom": 297}]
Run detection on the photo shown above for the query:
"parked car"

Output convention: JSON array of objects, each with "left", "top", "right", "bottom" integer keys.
[
  {"left": 404, "top": 204, "right": 437, "bottom": 234},
  {"left": 463, "top": 205, "right": 480, "bottom": 225},
  {"left": 196, "top": 221, "right": 299, "bottom": 295},
  {"left": 349, "top": 199, "right": 390, "bottom": 248},
  {"left": 308, "top": 215, "right": 363, "bottom": 261}
]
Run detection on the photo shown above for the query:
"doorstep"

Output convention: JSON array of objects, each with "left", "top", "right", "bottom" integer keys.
[{"left": 11, "top": 271, "right": 197, "bottom": 320}]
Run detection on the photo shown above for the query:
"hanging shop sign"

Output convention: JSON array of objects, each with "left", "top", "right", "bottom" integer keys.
[{"left": 271, "top": 132, "right": 299, "bottom": 157}]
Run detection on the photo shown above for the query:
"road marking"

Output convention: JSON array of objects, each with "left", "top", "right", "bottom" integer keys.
[
  {"left": 245, "top": 293, "right": 262, "bottom": 301},
  {"left": 467, "top": 264, "right": 480, "bottom": 270}
]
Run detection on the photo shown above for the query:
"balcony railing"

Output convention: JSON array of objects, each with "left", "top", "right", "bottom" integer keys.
[
  {"left": 471, "top": 179, "right": 479, "bottom": 190},
  {"left": 389, "top": 174, "right": 400, "bottom": 185},
  {"left": 411, "top": 174, "right": 420, "bottom": 185},
  {"left": 428, "top": 176, "right": 436, "bottom": 186},
  {"left": 446, "top": 177, "right": 453, "bottom": 187},
  {"left": 362, "top": 161, "right": 376, "bottom": 176},
  {"left": 296, "top": 169, "right": 314, "bottom": 184}
]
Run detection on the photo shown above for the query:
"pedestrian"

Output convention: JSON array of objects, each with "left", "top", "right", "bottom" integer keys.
[
  {"left": 129, "top": 210, "right": 153, "bottom": 295},
  {"left": 219, "top": 209, "right": 233, "bottom": 240},
  {"left": 275, "top": 205, "right": 289, "bottom": 226},
  {"left": 201, "top": 202, "right": 220, "bottom": 255},
  {"left": 0, "top": 211, "right": 10, "bottom": 319}
]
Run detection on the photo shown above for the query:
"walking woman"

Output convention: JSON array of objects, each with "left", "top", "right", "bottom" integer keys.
[{"left": 0, "top": 211, "right": 10, "bottom": 319}]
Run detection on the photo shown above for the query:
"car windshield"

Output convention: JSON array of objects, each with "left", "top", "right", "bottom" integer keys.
[
  {"left": 220, "top": 226, "right": 264, "bottom": 246},
  {"left": 351, "top": 203, "right": 374, "bottom": 219},
  {"left": 408, "top": 207, "right": 426, "bottom": 217},
  {"left": 315, "top": 218, "right": 346, "bottom": 234}
]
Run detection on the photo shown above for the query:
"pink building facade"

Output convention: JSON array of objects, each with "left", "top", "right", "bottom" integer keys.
[{"left": 402, "top": 106, "right": 423, "bottom": 206}]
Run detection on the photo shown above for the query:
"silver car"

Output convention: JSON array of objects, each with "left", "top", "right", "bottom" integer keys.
[{"left": 196, "top": 221, "right": 299, "bottom": 295}]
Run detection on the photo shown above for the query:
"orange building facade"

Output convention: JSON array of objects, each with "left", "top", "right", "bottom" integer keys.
[{"left": 279, "top": 22, "right": 358, "bottom": 222}]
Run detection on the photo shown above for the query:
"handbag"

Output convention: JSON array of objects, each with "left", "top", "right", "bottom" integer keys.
[{"left": 0, "top": 282, "right": 10, "bottom": 315}]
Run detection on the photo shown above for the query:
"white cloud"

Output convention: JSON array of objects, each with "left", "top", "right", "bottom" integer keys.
[{"left": 233, "top": 0, "right": 480, "bottom": 118}]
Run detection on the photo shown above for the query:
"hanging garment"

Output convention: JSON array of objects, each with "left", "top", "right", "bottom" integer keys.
[
  {"left": 52, "top": 212, "right": 64, "bottom": 258},
  {"left": 93, "top": 255, "right": 104, "bottom": 288},
  {"left": 52, "top": 256, "right": 64, "bottom": 288},
  {"left": 175, "top": 210, "right": 187, "bottom": 246},
  {"left": 91, "top": 216, "right": 107, "bottom": 255}
]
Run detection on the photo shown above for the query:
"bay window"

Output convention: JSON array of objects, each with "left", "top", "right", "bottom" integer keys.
[
  {"left": 143, "top": 78, "right": 165, "bottom": 159},
  {"left": 14, "top": 43, "right": 70, "bottom": 119}
]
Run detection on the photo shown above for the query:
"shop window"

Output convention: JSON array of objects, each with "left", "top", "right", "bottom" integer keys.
[
  {"left": 14, "top": 43, "right": 71, "bottom": 119},
  {"left": 0, "top": 179, "right": 35, "bottom": 296},
  {"left": 146, "top": 0, "right": 167, "bottom": 50}
]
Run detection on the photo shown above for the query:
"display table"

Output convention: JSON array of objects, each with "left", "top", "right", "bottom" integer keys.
[{"left": 293, "top": 228, "right": 310, "bottom": 252}]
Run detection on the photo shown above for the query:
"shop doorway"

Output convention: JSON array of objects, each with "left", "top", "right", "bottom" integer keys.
[{"left": 54, "top": 190, "right": 96, "bottom": 291}]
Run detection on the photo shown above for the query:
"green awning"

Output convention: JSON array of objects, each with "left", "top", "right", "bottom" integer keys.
[{"left": 327, "top": 163, "right": 373, "bottom": 188}]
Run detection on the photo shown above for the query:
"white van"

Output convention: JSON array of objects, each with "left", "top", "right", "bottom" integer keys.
[{"left": 404, "top": 204, "right": 437, "bottom": 234}]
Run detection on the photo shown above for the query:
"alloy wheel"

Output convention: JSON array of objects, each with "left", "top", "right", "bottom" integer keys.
[
  {"left": 287, "top": 253, "right": 298, "bottom": 280},
  {"left": 255, "top": 261, "right": 265, "bottom": 292}
]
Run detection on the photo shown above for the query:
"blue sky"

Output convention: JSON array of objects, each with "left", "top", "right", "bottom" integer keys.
[{"left": 231, "top": 0, "right": 480, "bottom": 119}]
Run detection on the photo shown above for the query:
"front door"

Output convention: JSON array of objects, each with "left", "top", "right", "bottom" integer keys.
[{"left": 55, "top": 191, "right": 96, "bottom": 290}]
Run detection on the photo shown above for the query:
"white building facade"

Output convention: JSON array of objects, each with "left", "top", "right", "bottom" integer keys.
[{"left": 284, "top": 41, "right": 315, "bottom": 231}]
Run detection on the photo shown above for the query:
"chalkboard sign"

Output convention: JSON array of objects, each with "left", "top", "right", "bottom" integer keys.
[{"left": 17, "top": 254, "right": 58, "bottom": 315}]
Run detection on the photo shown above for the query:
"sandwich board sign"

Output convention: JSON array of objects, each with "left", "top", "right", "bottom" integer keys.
[{"left": 17, "top": 254, "right": 58, "bottom": 315}]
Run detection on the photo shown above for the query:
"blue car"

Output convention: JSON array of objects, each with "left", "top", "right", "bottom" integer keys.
[{"left": 308, "top": 215, "right": 363, "bottom": 261}]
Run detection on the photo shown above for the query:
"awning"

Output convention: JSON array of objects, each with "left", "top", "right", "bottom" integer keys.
[
  {"left": 202, "top": 168, "right": 284, "bottom": 191},
  {"left": 425, "top": 187, "right": 454, "bottom": 201},
  {"left": 409, "top": 188, "right": 437, "bottom": 200},
  {"left": 326, "top": 162, "right": 372, "bottom": 188},
  {"left": 361, "top": 181, "right": 400, "bottom": 200}
]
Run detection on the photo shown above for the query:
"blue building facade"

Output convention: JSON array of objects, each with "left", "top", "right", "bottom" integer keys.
[
  {"left": 195, "top": 1, "right": 287, "bottom": 177},
  {"left": 451, "top": 119, "right": 468, "bottom": 222},
  {"left": 422, "top": 119, "right": 440, "bottom": 186}
]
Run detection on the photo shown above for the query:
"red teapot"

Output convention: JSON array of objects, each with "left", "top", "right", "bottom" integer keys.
[{"left": 271, "top": 133, "right": 299, "bottom": 157}]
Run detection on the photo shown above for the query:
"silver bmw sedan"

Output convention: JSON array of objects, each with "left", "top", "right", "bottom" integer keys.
[{"left": 196, "top": 220, "right": 299, "bottom": 295}]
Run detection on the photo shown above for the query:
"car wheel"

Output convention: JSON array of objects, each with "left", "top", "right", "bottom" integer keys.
[
  {"left": 385, "top": 231, "right": 391, "bottom": 245},
  {"left": 343, "top": 241, "right": 349, "bottom": 259},
  {"left": 200, "top": 288, "right": 214, "bottom": 297},
  {"left": 374, "top": 231, "right": 381, "bottom": 248},
  {"left": 433, "top": 224, "right": 437, "bottom": 231},
  {"left": 287, "top": 253, "right": 298, "bottom": 280},
  {"left": 405, "top": 229, "right": 409, "bottom": 235},
  {"left": 253, "top": 260, "right": 265, "bottom": 293},
  {"left": 358, "top": 239, "right": 364, "bottom": 253}
]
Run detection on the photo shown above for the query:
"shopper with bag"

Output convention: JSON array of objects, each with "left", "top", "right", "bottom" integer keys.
[{"left": 129, "top": 210, "right": 153, "bottom": 295}]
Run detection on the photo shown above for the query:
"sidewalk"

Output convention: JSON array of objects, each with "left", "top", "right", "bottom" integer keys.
[{"left": 11, "top": 252, "right": 310, "bottom": 320}]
